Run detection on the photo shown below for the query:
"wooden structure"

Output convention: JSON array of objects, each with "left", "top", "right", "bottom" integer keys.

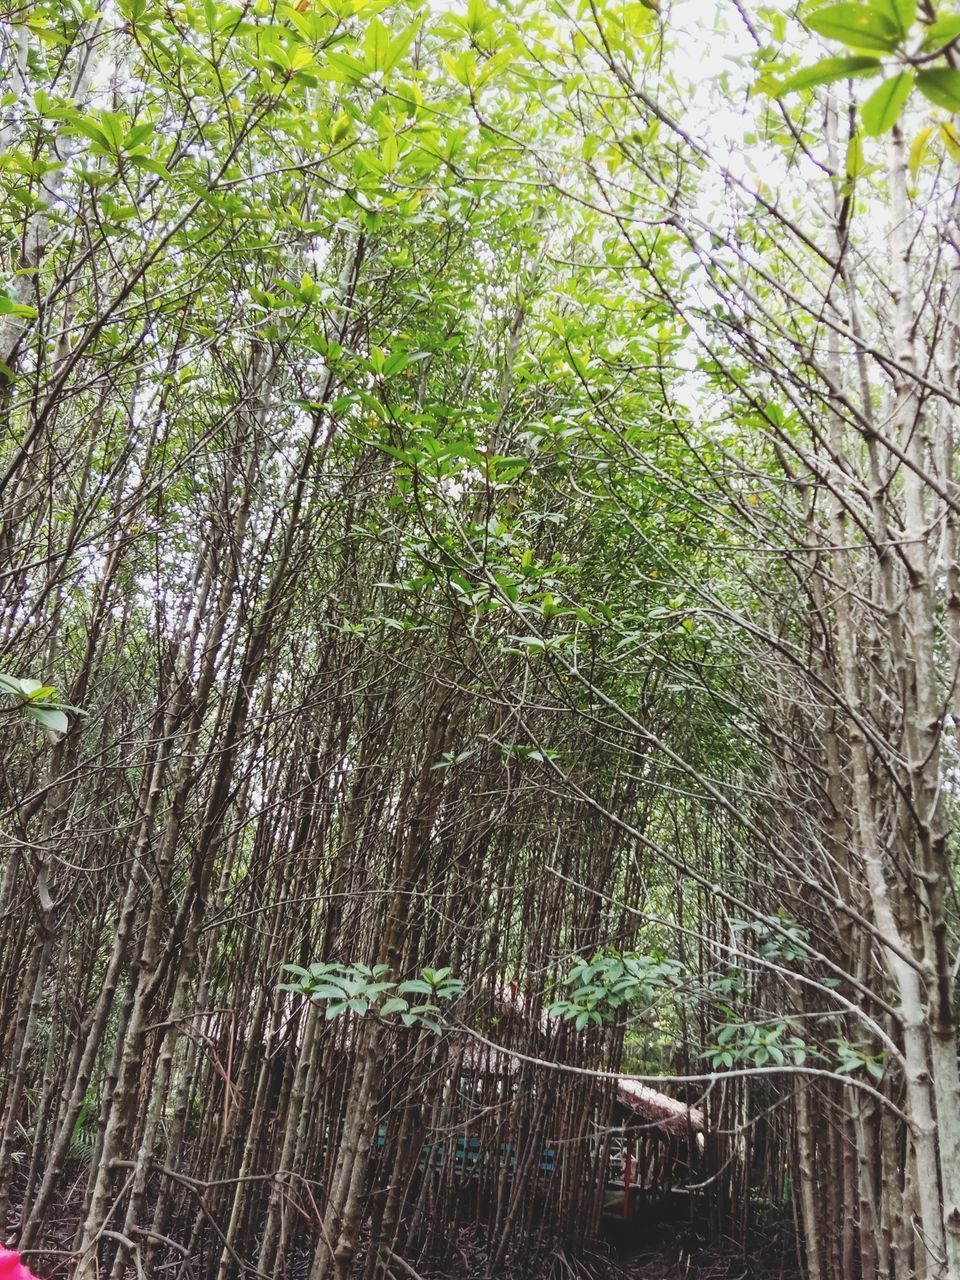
[{"left": 372, "top": 1008, "right": 704, "bottom": 1237}]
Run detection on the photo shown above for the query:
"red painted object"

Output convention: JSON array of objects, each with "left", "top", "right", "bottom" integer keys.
[{"left": 0, "top": 1248, "right": 40, "bottom": 1280}]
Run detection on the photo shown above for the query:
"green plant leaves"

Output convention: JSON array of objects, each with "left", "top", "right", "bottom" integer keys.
[
  {"left": 921, "top": 13, "right": 960, "bottom": 51},
  {"left": 779, "top": 55, "right": 881, "bottom": 93},
  {"left": 24, "top": 706, "right": 69, "bottom": 732},
  {"left": 804, "top": 3, "right": 902, "bottom": 51},
  {"left": 279, "top": 961, "right": 462, "bottom": 1034},
  {"left": 705, "top": 1018, "right": 809, "bottom": 1070},
  {"left": 874, "top": 0, "right": 914, "bottom": 36},
  {"left": 917, "top": 67, "right": 960, "bottom": 113},
  {"left": 549, "top": 949, "right": 685, "bottom": 1028},
  {"left": 0, "top": 673, "right": 76, "bottom": 737},
  {"left": 861, "top": 69, "right": 913, "bottom": 134},
  {"left": 0, "top": 295, "right": 38, "bottom": 318}
]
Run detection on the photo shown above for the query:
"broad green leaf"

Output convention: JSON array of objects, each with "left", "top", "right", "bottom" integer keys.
[
  {"left": 466, "top": 0, "right": 490, "bottom": 35},
  {"left": 874, "top": 0, "right": 914, "bottom": 35},
  {"left": 24, "top": 705, "right": 68, "bottom": 733},
  {"left": 861, "top": 70, "right": 913, "bottom": 135},
  {"left": 309, "top": 982, "right": 352, "bottom": 998},
  {"left": 475, "top": 46, "right": 513, "bottom": 88},
  {"left": 322, "top": 52, "right": 369, "bottom": 83},
  {"left": 26, "top": 686, "right": 57, "bottom": 700},
  {"left": 921, "top": 14, "right": 960, "bottom": 50},
  {"left": 779, "top": 55, "right": 881, "bottom": 93},
  {"left": 281, "top": 4, "right": 332, "bottom": 40},
  {"left": 384, "top": 20, "right": 421, "bottom": 74},
  {"left": 917, "top": 68, "right": 960, "bottom": 113},
  {"left": 380, "top": 997, "right": 409, "bottom": 1016},
  {"left": 384, "top": 350, "right": 409, "bottom": 376},
  {"left": 290, "top": 45, "right": 317, "bottom": 72},
  {"left": 71, "top": 118, "right": 112, "bottom": 150},
  {"left": 99, "top": 111, "right": 127, "bottom": 152},
  {"left": 0, "top": 295, "right": 38, "bottom": 319},
  {"left": 804, "top": 4, "right": 901, "bottom": 51},
  {"left": 129, "top": 156, "right": 172, "bottom": 179},
  {"left": 441, "top": 51, "right": 473, "bottom": 86},
  {"left": 364, "top": 16, "right": 389, "bottom": 71},
  {"left": 123, "top": 121, "right": 154, "bottom": 150}
]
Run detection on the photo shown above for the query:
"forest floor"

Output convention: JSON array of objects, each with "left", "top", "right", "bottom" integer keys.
[
  {"left": 615, "top": 1244, "right": 797, "bottom": 1280},
  {"left": 410, "top": 1223, "right": 799, "bottom": 1280},
  {"left": 599, "top": 1212, "right": 798, "bottom": 1280},
  {"left": 10, "top": 1188, "right": 796, "bottom": 1280}
]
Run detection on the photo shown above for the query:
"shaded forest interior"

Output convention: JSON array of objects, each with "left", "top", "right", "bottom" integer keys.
[{"left": 4, "top": 1, "right": 960, "bottom": 1279}]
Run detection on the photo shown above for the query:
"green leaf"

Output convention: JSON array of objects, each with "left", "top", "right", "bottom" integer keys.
[
  {"left": 874, "top": 0, "right": 914, "bottom": 35},
  {"left": 71, "top": 117, "right": 112, "bottom": 150},
  {"left": 364, "top": 16, "right": 389, "bottom": 71},
  {"left": 384, "top": 20, "right": 421, "bottom": 74},
  {"left": 129, "top": 155, "right": 172, "bottom": 180},
  {"left": 921, "top": 15, "right": 960, "bottom": 51},
  {"left": 861, "top": 70, "right": 914, "bottom": 135},
  {"left": 779, "top": 54, "right": 882, "bottom": 92},
  {"left": 24, "top": 705, "right": 68, "bottom": 733},
  {"left": 26, "top": 685, "right": 58, "bottom": 700},
  {"left": 123, "top": 121, "right": 154, "bottom": 150},
  {"left": 917, "top": 68, "right": 960, "bottom": 113},
  {"left": 804, "top": 4, "right": 902, "bottom": 51},
  {"left": 380, "top": 997, "right": 409, "bottom": 1016},
  {"left": 98, "top": 111, "right": 127, "bottom": 152},
  {"left": 475, "top": 48, "right": 514, "bottom": 88},
  {"left": 323, "top": 51, "right": 369, "bottom": 84},
  {"left": 0, "top": 295, "right": 38, "bottom": 319}
]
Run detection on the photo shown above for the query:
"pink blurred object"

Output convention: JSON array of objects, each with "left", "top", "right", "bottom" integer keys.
[{"left": 0, "top": 1248, "right": 39, "bottom": 1280}]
